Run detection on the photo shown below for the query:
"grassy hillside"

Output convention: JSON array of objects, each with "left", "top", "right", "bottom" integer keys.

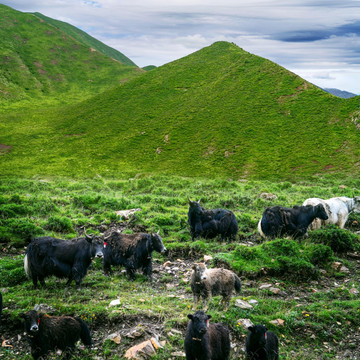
[
  {"left": 33, "top": 12, "right": 136, "bottom": 67},
  {"left": 1, "top": 41, "right": 359, "bottom": 179},
  {"left": 0, "top": 4, "right": 142, "bottom": 104}
]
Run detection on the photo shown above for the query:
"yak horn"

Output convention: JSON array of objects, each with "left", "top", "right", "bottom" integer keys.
[{"left": 84, "top": 229, "right": 93, "bottom": 239}]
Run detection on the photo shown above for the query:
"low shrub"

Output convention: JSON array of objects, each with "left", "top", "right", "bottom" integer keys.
[
  {"left": 46, "top": 215, "right": 74, "bottom": 232},
  {"left": 304, "top": 243, "right": 334, "bottom": 266},
  {"left": 309, "top": 225, "right": 360, "bottom": 253},
  {"left": 0, "top": 255, "right": 28, "bottom": 287}
]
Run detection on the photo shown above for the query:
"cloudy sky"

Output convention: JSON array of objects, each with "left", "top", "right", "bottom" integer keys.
[{"left": 2, "top": 0, "right": 360, "bottom": 94}]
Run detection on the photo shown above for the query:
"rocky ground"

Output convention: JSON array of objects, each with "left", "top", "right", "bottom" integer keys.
[{"left": 1, "top": 221, "right": 360, "bottom": 359}]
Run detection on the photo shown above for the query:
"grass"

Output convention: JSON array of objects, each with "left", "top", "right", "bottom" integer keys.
[
  {"left": 1, "top": 40, "right": 359, "bottom": 179},
  {"left": 0, "top": 175, "right": 360, "bottom": 359}
]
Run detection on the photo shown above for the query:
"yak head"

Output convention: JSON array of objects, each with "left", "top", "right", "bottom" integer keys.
[
  {"left": 20, "top": 310, "right": 41, "bottom": 336},
  {"left": 150, "top": 231, "right": 166, "bottom": 253},
  {"left": 83, "top": 230, "right": 104, "bottom": 258},
  {"left": 192, "top": 262, "right": 207, "bottom": 281},
  {"left": 247, "top": 324, "right": 268, "bottom": 346},
  {"left": 188, "top": 199, "right": 203, "bottom": 217},
  {"left": 314, "top": 204, "right": 328, "bottom": 221},
  {"left": 188, "top": 311, "right": 211, "bottom": 338}
]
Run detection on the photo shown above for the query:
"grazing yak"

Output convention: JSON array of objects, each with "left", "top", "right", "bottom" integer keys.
[
  {"left": 188, "top": 200, "right": 238, "bottom": 241},
  {"left": 258, "top": 204, "right": 328, "bottom": 239},
  {"left": 191, "top": 263, "right": 241, "bottom": 311},
  {"left": 185, "top": 311, "right": 230, "bottom": 360},
  {"left": 20, "top": 310, "right": 92, "bottom": 360},
  {"left": 24, "top": 234, "right": 104, "bottom": 288},
  {"left": 303, "top": 196, "right": 360, "bottom": 230},
  {"left": 102, "top": 231, "right": 166, "bottom": 280},
  {"left": 245, "top": 324, "right": 279, "bottom": 360}
]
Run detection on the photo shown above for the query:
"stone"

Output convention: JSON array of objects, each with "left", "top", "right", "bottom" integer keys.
[
  {"left": 350, "top": 288, "right": 359, "bottom": 295},
  {"left": 115, "top": 208, "right": 142, "bottom": 220},
  {"left": 237, "top": 318, "right": 254, "bottom": 330},
  {"left": 340, "top": 266, "right": 350, "bottom": 273},
  {"left": 109, "top": 299, "right": 121, "bottom": 307},
  {"left": 204, "top": 255, "right": 213, "bottom": 262},
  {"left": 269, "top": 287, "right": 280, "bottom": 294},
  {"left": 248, "top": 299, "right": 259, "bottom": 306},
  {"left": 260, "top": 192, "right": 278, "bottom": 200},
  {"left": 106, "top": 332, "right": 122, "bottom": 344},
  {"left": 259, "top": 283, "right": 272, "bottom": 290},
  {"left": 33, "top": 304, "right": 56, "bottom": 313},
  {"left": 235, "top": 299, "right": 253, "bottom": 309},
  {"left": 124, "top": 339, "right": 156, "bottom": 359}
]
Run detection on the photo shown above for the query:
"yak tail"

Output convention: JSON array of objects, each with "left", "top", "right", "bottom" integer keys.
[
  {"left": 24, "top": 253, "right": 32, "bottom": 279},
  {"left": 78, "top": 318, "right": 92, "bottom": 347},
  {"left": 234, "top": 274, "right": 242, "bottom": 293}
]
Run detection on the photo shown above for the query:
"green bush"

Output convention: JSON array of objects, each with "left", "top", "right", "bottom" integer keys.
[
  {"left": 46, "top": 215, "right": 74, "bottom": 232},
  {"left": 0, "top": 255, "right": 27, "bottom": 287},
  {"left": 5, "top": 218, "right": 43, "bottom": 244},
  {"left": 309, "top": 225, "right": 360, "bottom": 253},
  {"left": 304, "top": 243, "right": 334, "bottom": 266}
]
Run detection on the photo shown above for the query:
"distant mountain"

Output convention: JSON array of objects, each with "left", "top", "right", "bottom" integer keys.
[
  {"left": 1, "top": 41, "right": 359, "bottom": 180},
  {"left": 323, "top": 88, "right": 358, "bottom": 99},
  {"left": 0, "top": 4, "right": 142, "bottom": 103}
]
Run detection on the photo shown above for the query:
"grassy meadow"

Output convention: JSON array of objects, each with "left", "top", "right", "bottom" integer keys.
[{"left": 1, "top": 175, "right": 360, "bottom": 359}]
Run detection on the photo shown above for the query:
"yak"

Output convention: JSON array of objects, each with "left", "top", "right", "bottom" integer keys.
[
  {"left": 188, "top": 200, "right": 238, "bottom": 241},
  {"left": 258, "top": 204, "right": 328, "bottom": 239},
  {"left": 20, "top": 310, "right": 92, "bottom": 359},
  {"left": 303, "top": 196, "right": 360, "bottom": 230},
  {"left": 185, "top": 311, "right": 230, "bottom": 360},
  {"left": 102, "top": 231, "right": 166, "bottom": 280},
  {"left": 24, "top": 233, "right": 104, "bottom": 288}
]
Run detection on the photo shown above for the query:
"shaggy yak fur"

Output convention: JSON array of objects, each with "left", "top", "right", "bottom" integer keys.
[
  {"left": 303, "top": 196, "right": 360, "bottom": 230},
  {"left": 20, "top": 310, "right": 92, "bottom": 360},
  {"left": 24, "top": 235, "right": 104, "bottom": 288},
  {"left": 258, "top": 204, "right": 328, "bottom": 239},
  {"left": 191, "top": 263, "right": 241, "bottom": 311},
  {"left": 245, "top": 324, "right": 279, "bottom": 360},
  {"left": 185, "top": 311, "right": 230, "bottom": 360},
  {"left": 188, "top": 200, "right": 238, "bottom": 241},
  {"left": 102, "top": 231, "right": 166, "bottom": 280}
]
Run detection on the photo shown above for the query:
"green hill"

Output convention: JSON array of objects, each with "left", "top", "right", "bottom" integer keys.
[
  {"left": 33, "top": 12, "right": 136, "bottom": 67},
  {"left": 0, "top": 4, "right": 142, "bottom": 103},
  {"left": 1, "top": 41, "right": 359, "bottom": 179}
]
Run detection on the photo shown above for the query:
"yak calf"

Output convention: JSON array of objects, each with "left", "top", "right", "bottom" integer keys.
[
  {"left": 20, "top": 310, "right": 92, "bottom": 360},
  {"left": 185, "top": 311, "right": 230, "bottom": 360},
  {"left": 245, "top": 324, "right": 279, "bottom": 360},
  {"left": 191, "top": 263, "right": 241, "bottom": 311}
]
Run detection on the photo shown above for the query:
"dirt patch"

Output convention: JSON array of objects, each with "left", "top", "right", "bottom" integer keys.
[{"left": 0, "top": 143, "right": 11, "bottom": 154}]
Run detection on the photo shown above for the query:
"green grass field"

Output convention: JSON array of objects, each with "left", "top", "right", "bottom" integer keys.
[{"left": 0, "top": 175, "right": 359, "bottom": 359}]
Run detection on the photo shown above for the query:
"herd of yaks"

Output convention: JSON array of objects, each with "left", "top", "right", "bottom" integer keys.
[{"left": 0, "top": 195, "right": 359, "bottom": 359}]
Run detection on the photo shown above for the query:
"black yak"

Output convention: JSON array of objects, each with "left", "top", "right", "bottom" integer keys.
[
  {"left": 102, "top": 231, "right": 166, "bottom": 280},
  {"left": 20, "top": 310, "right": 92, "bottom": 359},
  {"left": 188, "top": 200, "right": 238, "bottom": 241},
  {"left": 24, "top": 233, "right": 104, "bottom": 288},
  {"left": 258, "top": 204, "right": 328, "bottom": 239},
  {"left": 185, "top": 311, "right": 230, "bottom": 360},
  {"left": 245, "top": 324, "right": 279, "bottom": 360},
  {"left": 191, "top": 263, "right": 241, "bottom": 311}
]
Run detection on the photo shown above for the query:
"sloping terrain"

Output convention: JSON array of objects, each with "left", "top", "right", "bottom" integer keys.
[
  {"left": 0, "top": 4, "right": 141, "bottom": 103},
  {"left": 33, "top": 12, "right": 136, "bottom": 66},
  {"left": 1, "top": 41, "right": 359, "bottom": 179}
]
